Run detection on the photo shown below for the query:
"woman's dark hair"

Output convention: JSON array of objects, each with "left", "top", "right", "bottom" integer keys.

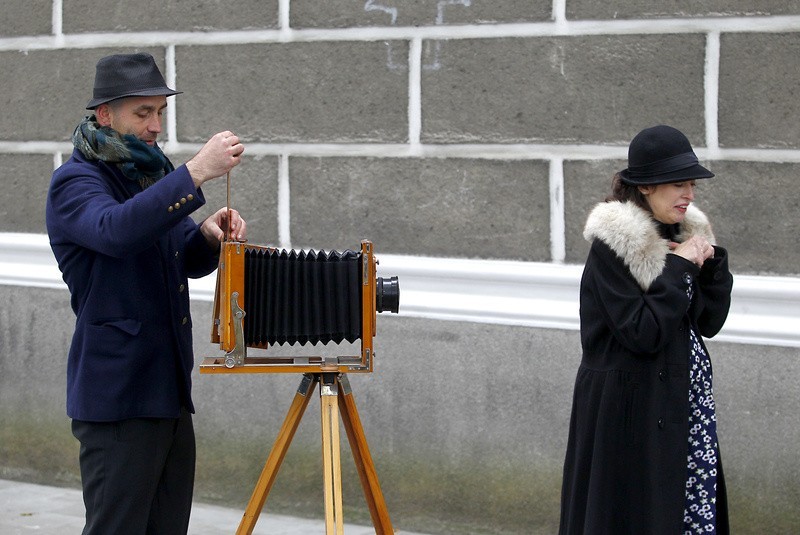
[{"left": 606, "top": 172, "right": 652, "bottom": 213}]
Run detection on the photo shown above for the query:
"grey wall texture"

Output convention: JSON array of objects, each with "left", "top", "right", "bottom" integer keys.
[{"left": 1, "top": 2, "right": 800, "bottom": 534}]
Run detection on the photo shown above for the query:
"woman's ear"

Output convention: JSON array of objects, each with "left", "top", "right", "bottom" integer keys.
[{"left": 638, "top": 185, "right": 653, "bottom": 196}]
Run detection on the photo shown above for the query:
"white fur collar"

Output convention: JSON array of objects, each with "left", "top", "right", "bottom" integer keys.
[{"left": 583, "top": 201, "right": 716, "bottom": 290}]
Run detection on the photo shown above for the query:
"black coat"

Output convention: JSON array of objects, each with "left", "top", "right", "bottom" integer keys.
[{"left": 559, "top": 201, "right": 733, "bottom": 534}]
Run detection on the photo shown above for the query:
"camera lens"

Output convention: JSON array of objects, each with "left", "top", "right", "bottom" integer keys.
[{"left": 376, "top": 276, "right": 399, "bottom": 313}]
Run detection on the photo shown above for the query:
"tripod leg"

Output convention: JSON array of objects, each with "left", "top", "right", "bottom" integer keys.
[
  {"left": 338, "top": 375, "right": 394, "bottom": 534},
  {"left": 237, "top": 374, "right": 318, "bottom": 535},
  {"left": 320, "top": 373, "right": 345, "bottom": 535}
]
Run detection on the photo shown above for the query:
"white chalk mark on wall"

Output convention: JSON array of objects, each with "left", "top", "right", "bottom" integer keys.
[
  {"left": 364, "top": 0, "right": 398, "bottom": 24},
  {"left": 436, "top": 0, "right": 471, "bottom": 25},
  {"left": 424, "top": 0, "right": 472, "bottom": 71},
  {"left": 364, "top": 1, "right": 405, "bottom": 69},
  {"left": 408, "top": 37, "right": 423, "bottom": 149},
  {"left": 704, "top": 32, "right": 721, "bottom": 154},
  {"left": 278, "top": 154, "right": 291, "bottom": 249},
  {"left": 549, "top": 44, "right": 567, "bottom": 79},
  {"left": 363, "top": 0, "right": 472, "bottom": 71},
  {"left": 549, "top": 158, "right": 566, "bottom": 263}
]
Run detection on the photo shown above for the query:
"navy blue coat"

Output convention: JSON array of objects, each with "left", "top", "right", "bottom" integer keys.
[{"left": 46, "top": 149, "right": 219, "bottom": 422}]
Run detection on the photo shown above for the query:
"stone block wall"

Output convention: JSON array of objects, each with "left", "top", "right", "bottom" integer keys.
[
  {"left": 2, "top": 2, "right": 800, "bottom": 534},
  {"left": 2, "top": 2, "right": 800, "bottom": 274}
]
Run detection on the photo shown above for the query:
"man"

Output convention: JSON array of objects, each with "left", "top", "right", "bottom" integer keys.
[{"left": 45, "top": 52, "right": 246, "bottom": 534}]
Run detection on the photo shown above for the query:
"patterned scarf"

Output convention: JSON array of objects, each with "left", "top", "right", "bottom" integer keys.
[{"left": 72, "top": 115, "right": 174, "bottom": 190}]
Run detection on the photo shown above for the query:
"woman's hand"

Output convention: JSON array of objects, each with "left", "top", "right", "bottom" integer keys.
[{"left": 669, "top": 235, "right": 715, "bottom": 267}]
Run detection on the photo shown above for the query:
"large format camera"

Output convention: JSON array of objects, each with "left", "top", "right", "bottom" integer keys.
[{"left": 207, "top": 240, "right": 398, "bottom": 373}]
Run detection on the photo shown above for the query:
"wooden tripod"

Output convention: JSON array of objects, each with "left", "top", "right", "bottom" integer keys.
[{"left": 236, "top": 373, "right": 394, "bottom": 535}]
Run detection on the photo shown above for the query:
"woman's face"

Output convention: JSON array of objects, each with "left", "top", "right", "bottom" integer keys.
[{"left": 639, "top": 181, "right": 697, "bottom": 224}]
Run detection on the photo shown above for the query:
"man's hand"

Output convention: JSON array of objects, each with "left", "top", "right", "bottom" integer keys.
[
  {"left": 200, "top": 208, "right": 247, "bottom": 248},
  {"left": 185, "top": 131, "right": 244, "bottom": 188}
]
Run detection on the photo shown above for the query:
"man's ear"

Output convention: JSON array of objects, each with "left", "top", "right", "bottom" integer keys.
[{"left": 94, "top": 104, "right": 112, "bottom": 127}]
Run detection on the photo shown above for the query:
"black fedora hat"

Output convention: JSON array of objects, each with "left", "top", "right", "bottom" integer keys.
[
  {"left": 86, "top": 53, "right": 182, "bottom": 109},
  {"left": 619, "top": 125, "right": 714, "bottom": 185}
]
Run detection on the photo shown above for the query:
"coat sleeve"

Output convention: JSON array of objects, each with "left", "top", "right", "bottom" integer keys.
[
  {"left": 694, "top": 245, "right": 734, "bottom": 338},
  {"left": 181, "top": 218, "right": 220, "bottom": 279},
  {"left": 47, "top": 160, "right": 207, "bottom": 258},
  {"left": 582, "top": 240, "right": 699, "bottom": 355}
]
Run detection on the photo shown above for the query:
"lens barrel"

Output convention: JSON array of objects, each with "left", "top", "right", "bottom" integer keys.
[{"left": 376, "top": 276, "right": 400, "bottom": 313}]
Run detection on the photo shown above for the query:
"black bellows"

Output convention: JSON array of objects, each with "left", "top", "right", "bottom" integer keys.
[{"left": 244, "top": 248, "right": 363, "bottom": 346}]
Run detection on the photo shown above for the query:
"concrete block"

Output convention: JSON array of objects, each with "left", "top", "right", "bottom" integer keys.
[
  {"left": 0, "top": 0, "right": 51, "bottom": 37},
  {"left": 288, "top": 157, "right": 550, "bottom": 261},
  {"left": 697, "top": 161, "right": 800, "bottom": 276},
  {"left": 0, "top": 286, "right": 78, "bottom": 488},
  {"left": 175, "top": 43, "right": 409, "bottom": 143},
  {"left": 0, "top": 48, "right": 168, "bottom": 142},
  {"left": 568, "top": 0, "right": 800, "bottom": 19},
  {"left": 562, "top": 159, "right": 624, "bottom": 264},
  {"left": 421, "top": 35, "right": 707, "bottom": 144},
  {"left": 290, "top": 0, "right": 551, "bottom": 28},
  {"left": 719, "top": 32, "right": 800, "bottom": 149},
  {"left": 62, "top": 0, "right": 278, "bottom": 32},
  {"left": 0, "top": 154, "right": 56, "bottom": 234},
  {"left": 176, "top": 153, "right": 280, "bottom": 246},
  {"left": 708, "top": 340, "right": 800, "bottom": 534}
]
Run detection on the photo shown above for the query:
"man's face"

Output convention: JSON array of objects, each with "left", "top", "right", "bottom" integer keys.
[{"left": 98, "top": 95, "right": 167, "bottom": 146}]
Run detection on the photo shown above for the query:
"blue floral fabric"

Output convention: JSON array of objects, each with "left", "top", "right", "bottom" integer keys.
[{"left": 683, "top": 284, "right": 719, "bottom": 534}]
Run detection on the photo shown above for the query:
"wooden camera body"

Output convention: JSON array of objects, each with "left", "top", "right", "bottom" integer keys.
[{"left": 202, "top": 239, "right": 396, "bottom": 375}]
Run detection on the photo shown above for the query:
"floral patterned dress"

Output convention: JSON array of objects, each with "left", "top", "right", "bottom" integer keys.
[{"left": 683, "top": 284, "right": 720, "bottom": 534}]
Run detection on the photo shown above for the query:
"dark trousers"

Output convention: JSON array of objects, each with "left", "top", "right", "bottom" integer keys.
[{"left": 71, "top": 408, "right": 195, "bottom": 535}]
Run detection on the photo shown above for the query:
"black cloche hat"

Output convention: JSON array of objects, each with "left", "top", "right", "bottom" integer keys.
[
  {"left": 619, "top": 125, "right": 714, "bottom": 186},
  {"left": 86, "top": 52, "right": 182, "bottom": 110}
]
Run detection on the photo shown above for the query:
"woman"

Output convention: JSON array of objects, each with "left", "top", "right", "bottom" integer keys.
[{"left": 559, "top": 125, "right": 734, "bottom": 534}]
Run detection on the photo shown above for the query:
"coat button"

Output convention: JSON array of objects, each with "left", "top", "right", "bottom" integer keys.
[
  {"left": 682, "top": 272, "right": 692, "bottom": 285},
  {"left": 180, "top": 197, "right": 187, "bottom": 204},
  {"left": 182, "top": 316, "right": 188, "bottom": 325},
  {"left": 187, "top": 194, "right": 194, "bottom": 201},
  {"left": 168, "top": 206, "right": 174, "bottom": 213},
  {"left": 658, "top": 418, "right": 665, "bottom": 429},
  {"left": 174, "top": 202, "right": 181, "bottom": 210},
  {"left": 179, "top": 284, "right": 185, "bottom": 293},
  {"left": 659, "top": 370, "right": 667, "bottom": 381}
]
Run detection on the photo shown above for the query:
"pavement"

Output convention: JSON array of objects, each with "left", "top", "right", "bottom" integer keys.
[{"left": 0, "top": 479, "right": 429, "bottom": 534}]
